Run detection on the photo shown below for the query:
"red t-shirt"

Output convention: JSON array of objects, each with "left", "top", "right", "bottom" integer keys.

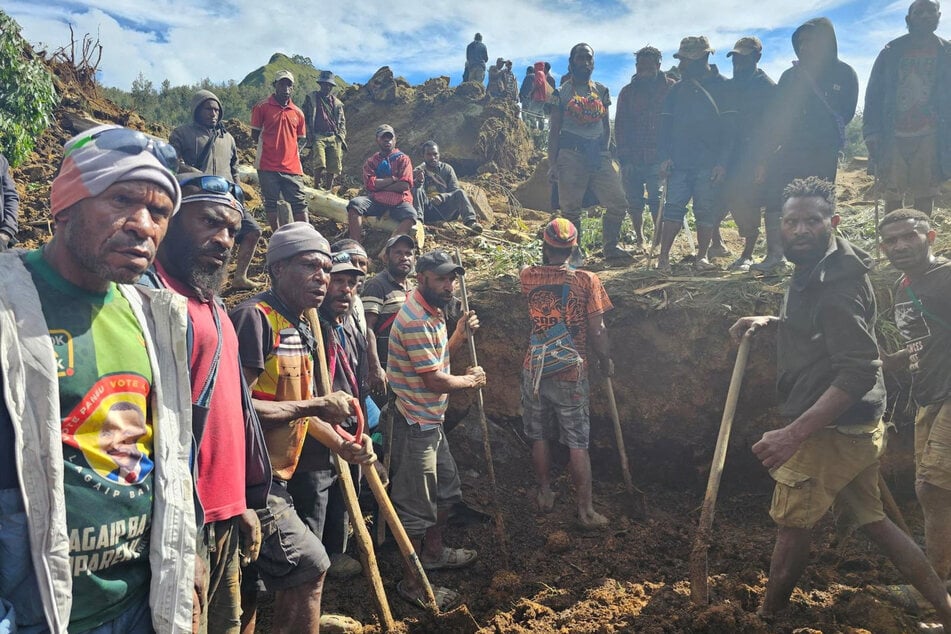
[
  {"left": 156, "top": 263, "right": 247, "bottom": 523},
  {"left": 251, "top": 95, "right": 306, "bottom": 174}
]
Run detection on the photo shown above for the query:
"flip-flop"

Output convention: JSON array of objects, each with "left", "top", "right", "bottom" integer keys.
[
  {"left": 421, "top": 547, "right": 478, "bottom": 570},
  {"left": 396, "top": 580, "right": 462, "bottom": 611},
  {"left": 536, "top": 489, "right": 555, "bottom": 513}
]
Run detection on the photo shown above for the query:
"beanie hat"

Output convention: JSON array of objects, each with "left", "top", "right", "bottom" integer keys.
[
  {"left": 50, "top": 124, "right": 181, "bottom": 219},
  {"left": 543, "top": 218, "right": 578, "bottom": 248},
  {"left": 266, "top": 222, "right": 331, "bottom": 266}
]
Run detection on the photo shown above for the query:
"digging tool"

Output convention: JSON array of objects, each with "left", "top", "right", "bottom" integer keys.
[
  {"left": 647, "top": 176, "right": 668, "bottom": 270},
  {"left": 604, "top": 377, "right": 648, "bottom": 518},
  {"left": 306, "top": 309, "right": 397, "bottom": 629},
  {"left": 454, "top": 248, "right": 509, "bottom": 560},
  {"left": 879, "top": 472, "right": 913, "bottom": 537},
  {"left": 375, "top": 397, "right": 395, "bottom": 546},
  {"left": 873, "top": 162, "right": 882, "bottom": 258},
  {"left": 690, "top": 329, "right": 754, "bottom": 605},
  {"left": 308, "top": 309, "right": 442, "bottom": 617}
]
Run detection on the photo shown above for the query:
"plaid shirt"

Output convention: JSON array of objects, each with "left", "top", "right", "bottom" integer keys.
[{"left": 615, "top": 73, "right": 677, "bottom": 166}]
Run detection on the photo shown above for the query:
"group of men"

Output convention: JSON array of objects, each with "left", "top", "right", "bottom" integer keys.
[
  {"left": 547, "top": 0, "right": 950, "bottom": 274},
  {"left": 0, "top": 113, "right": 496, "bottom": 631}
]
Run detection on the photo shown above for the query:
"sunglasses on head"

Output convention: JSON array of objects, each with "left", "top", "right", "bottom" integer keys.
[
  {"left": 331, "top": 252, "right": 353, "bottom": 264},
  {"left": 178, "top": 175, "right": 246, "bottom": 205},
  {"left": 67, "top": 128, "right": 179, "bottom": 172}
]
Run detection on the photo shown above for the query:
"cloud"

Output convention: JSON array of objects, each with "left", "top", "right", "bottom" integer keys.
[{"left": 5, "top": 0, "right": 927, "bottom": 110}]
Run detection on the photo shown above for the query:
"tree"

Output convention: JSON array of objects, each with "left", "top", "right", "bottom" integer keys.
[{"left": 0, "top": 10, "right": 59, "bottom": 166}]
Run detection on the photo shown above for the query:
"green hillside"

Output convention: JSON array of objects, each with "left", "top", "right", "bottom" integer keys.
[{"left": 239, "top": 52, "right": 348, "bottom": 95}]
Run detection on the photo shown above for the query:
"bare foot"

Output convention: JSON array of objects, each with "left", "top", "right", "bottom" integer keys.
[
  {"left": 230, "top": 276, "right": 260, "bottom": 291},
  {"left": 578, "top": 510, "right": 608, "bottom": 530},
  {"left": 536, "top": 489, "right": 555, "bottom": 513}
]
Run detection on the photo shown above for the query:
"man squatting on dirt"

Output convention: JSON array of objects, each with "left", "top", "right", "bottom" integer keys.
[{"left": 730, "top": 177, "right": 951, "bottom": 633}]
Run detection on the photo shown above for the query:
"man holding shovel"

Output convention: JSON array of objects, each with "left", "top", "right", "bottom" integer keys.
[
  {"left": 729, "top": 178, "right": 951, "bottom": 632},
  {"left": 229, "top": 223, "right": 375, "bottom": 633},
  {"left": 520, "top": 218, "right": 614, "bottom": 529},
  {"left": 387, "top": 249, "right": 485, "bottom": 610}
]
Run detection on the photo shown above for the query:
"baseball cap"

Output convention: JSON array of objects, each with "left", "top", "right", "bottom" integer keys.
[
  {"left": 416, "top": 250, "right": 464, "bottom": 275},
  {"left": 317, "top": 70, "right": 336, "bottom": 85},
  {"left": 329, "top": 251, "right": 364, "bottom": 276},
  {"left": 543, "top": 218, "right": 578, "bottom": 248},
  {"left": 673, "top": 36, "right": 714, "bottom": 60},
  {"left": 274, "top": 70, "right": 295, "bottom": 84},
  {"left": 376, "top": 124, "right": 395, "bottom": 138},
  {"left": 384, "top": 234, "right": 416, "bottom": 252},
  {"left": 727, "top": 36, "right": 763, "bottom": 57},
  {"left": 266, "top": 222, "right": 331, "bottom": 266}
]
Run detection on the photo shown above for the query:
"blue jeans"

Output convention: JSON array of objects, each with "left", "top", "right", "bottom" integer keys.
[
  {"left": 664, "top": 168, "right": 719, "bottom": 227},
  {"left": 621, "top": 162, "right": 662, "bottom": 220}
]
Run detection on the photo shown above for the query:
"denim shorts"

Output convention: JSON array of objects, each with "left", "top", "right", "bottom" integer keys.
[
  {"left": 663, "top": 168, "right": 719, "bottom": 227},
  {"left": 520, "top": 369, "right": 590, "bottom": 449}
]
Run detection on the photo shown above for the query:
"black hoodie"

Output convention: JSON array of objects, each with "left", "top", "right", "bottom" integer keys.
[
  {"left": 777, "top": 237, "right": 886, "bottom": 426},
  {"left": 760, "top": 18, "right": 859, "bottom": 158}
]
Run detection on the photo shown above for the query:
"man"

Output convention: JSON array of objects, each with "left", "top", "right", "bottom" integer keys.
[
  {"left": 170, "top": 90, "right": 262, "bottom": 290},
  {"left": 730, "top": 177, "right": 951, "bottom": 632},
  {"left": 502, "top": 60, "right": 518, "bottom": 101},
  {"left": 656, "top": 36, "right": 736, "bottom": 273},
  {"left": 464, "top": 33, "right": 488, "bottom": 84},
  {"left": 139, "top": 175, "right": 271, "bottom": 634},
  {"left": 230, "top": 222, "right": 375, "bottom": 634},
  {"left": 487, "top": 58, "right": 506, "bottom": 99},
  {"left": 865, "top": 0, "right": 951, "bottom": 216},
  {"left": 717, "top": 37, "right": 776, "bottom": 271},
  {"left": 614, "top": 46, "right": 676, "bottom": 247},
  {"left": 519, "top": 66, "right": 536, "bottom": 123},
  {"left": 288, "top": 250, "right": 369, "bottom": 583},
  {"left": 878, "top": 209, "right": 951, "bottom": 587},
  {"left": 520, "top": 219, "right": 614, "bottom": 529},
  {"left": 332, "top": 238, "right": 371, "bottom": 336},
  {"left": 413, "top": 141, "right": 483, "bottom": 233},
  {"left": 387, "top": 250, "right": 485, "bottom": 610},
  {"left": 0, "top": 124, "right": 196, "bottom": 632},
  {"left": 251, "top": 70, "right": 308, "bottom": 231},
  {"left": 548, "top": 43, "right": 633, "bottom": 262},
  {"left": 0, "top": 151, "right": 19, "bottom": 251},
  {"left": 752, "top": 17, "right": 858, "bottom": 272},
  {"left": 346, "top": 124, "right": 418, "bottom": 244},
  {"left": 362, "top": 234, "right": 416, "bottom": 396},
  {"left": 303, "top": 70, "right": 347, "bottom": 191}
]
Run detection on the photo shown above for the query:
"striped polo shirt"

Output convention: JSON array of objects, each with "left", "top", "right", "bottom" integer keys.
[{"left": 387, "top": 288, "right": 449, "bottom": 426}]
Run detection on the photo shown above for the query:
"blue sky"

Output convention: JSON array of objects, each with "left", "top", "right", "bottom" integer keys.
[{"left": 5, "top": 0, "right": 936, "bottom": 109}]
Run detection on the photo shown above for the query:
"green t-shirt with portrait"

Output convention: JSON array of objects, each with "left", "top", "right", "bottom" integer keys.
[{"left": 22, "top": 250, "right": 154, "bottom": 630}]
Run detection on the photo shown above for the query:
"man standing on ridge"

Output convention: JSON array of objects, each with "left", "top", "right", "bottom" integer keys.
[
  {"left": 251, "top": 70, "right": 308, "bottom": 231},
  {"left": 752, "top": 17, "right": 858, "bottom": 273},
  {"left": 465, "top": 33, "right": 488, "bottom": 84},
  {"left": 170, "top": 89, "right": 261, "bottom": 290},
  {"left": 656, "top": 36, "right": 736, "bottom": 273},
  {"left": 549, "top": 43, "right": 634, "bottom": 263},
  {"left": 303, "top": 70, "right": 347, "bottom": 192},
  {"left": 615, "top": 46, "right": 676, "bottom": 248},
  {"left": 864, "top": 0, "right": 951, "bottom": 216},
  {"left": 717, "top": 37, "right": 776, "bottom": 271}
]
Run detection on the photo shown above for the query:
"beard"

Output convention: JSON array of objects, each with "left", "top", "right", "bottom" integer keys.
[
  {"left": 421, "top": 284, "right": 451, "bottom": 309},
  {"left": 570, "top": 63, "right": 592, "bottom": 83},
  {"left": 63, "top": 209, "right": 156, "bottom": 284},
  {"left": 163, "top": 222, "right": 232, "bottom": 295},
  {"left": 782, "top": 231, "right": 832, "bottom": 266}
]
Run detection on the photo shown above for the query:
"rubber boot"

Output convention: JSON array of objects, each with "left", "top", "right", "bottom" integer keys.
[
  {"left": 602, "top": 214, "right": 633, "bottom": 262},
  {"left": 750, "top": 216, "right": 788, "bottom": 273}
]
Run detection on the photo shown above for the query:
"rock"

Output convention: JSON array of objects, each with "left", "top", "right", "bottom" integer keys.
[
  {"left": 514, "top": 158, "right": 555, "bottom": 212},
  {"left": 460, "top": 182, "right": 495, "bottom": 223}
]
